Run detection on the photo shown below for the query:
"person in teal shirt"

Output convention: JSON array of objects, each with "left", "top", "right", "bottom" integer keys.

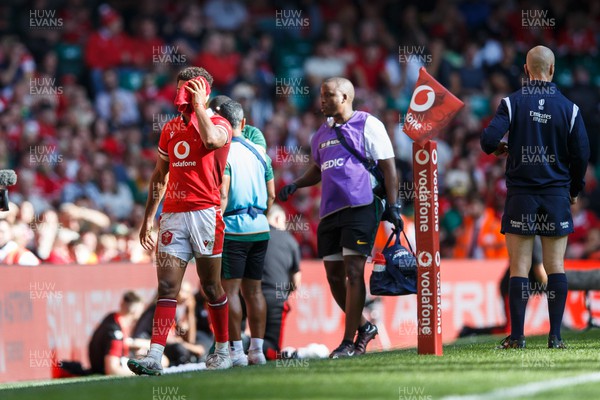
[{"left": 215, "top": 100, "right": 275, "bottom": 367}]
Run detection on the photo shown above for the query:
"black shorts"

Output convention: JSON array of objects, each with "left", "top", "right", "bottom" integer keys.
[
  {"left": 222, "top": 239, "right": 269, "bottom": 280},
  {"left": 501, "top": 194, "right": 573, "bottom": 236},
  {"left": 317, "top": 198, "right": 383, "bottom": 258}
]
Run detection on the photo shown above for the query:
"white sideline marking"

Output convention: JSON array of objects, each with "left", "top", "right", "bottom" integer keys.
[{"left": 441, "top": 372, "right": 600, "bottom": 400}]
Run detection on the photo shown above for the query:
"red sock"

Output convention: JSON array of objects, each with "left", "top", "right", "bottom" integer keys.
[
  {"left": 208, "top": 294, "right": 228, "bottom": 343},
  {"left": 266, "top": 348, "right": 278, "bottom": 360},
  {"left": 151, "top": 298, "right": 177, "bottom": 346}
]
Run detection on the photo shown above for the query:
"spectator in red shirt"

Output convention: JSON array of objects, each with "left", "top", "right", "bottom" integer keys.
[
  {"left": 84, "top": 5, "right": 133, "bottom": 93},
  {"left": 130, "top": 17, "right": 165, "bottom": 69},
  {"left": 193, "top": 31, "right": 241, "bottom": 91},
  {"left": 557, "top": 10, "right": 597, "bottom": 56},
  {"left": 349, "top": 41, "right": 386, "bottom": 91}
]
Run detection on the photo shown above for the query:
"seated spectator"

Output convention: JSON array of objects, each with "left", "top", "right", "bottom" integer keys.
[
  {"left": 193, "top": 31, "right": 241, "bottom": 91},
  {"left": 454, "top": 41, "right": 488, "bottom": 95},
  {"left": 130, "top": 17, "right": 165, "bottom": 69},
  {"left": 97, "top": 168, "right": 134, "bottom": 220},
  {"left": 11, "top": 168, "right": 52, "bottom": 215},
  {"left": 60, "top": 164, "right": 101, "bottom": 208},
  {"left": 95, "top": 69, "right": 140, "bottom": 126},
  {"left": 68, "top": 233, "right": 99, "bottom": 265},
  {"left": 203, "top": 0, "right": 248, "bottom": 31},
  {"left": 0, "top": 218, "right": 40, "bottom": 265},
  {"left": 0, "top": 36, "right": 35, "bottom": 89},
  {"left": 44, "top": 228, "right": 78, "bottom": 264},
  {"left": 96, "top": 233, "right": 119, "bottom": 262},
  {"left": 349, "top": 41, "right": 386, "bottom": 91},
  {"left": 84, "top": 5, "right": 132, "bottom": 93},
  {"left": 304, "top": 40, "right": 348, "bottom": 87},
  {"left": 88, "top": 291, "right": 147, "bottom": 375}
]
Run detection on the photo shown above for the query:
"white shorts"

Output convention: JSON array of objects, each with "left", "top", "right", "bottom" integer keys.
[{"left": 157, "top": 208, "right": 224, "bottom": 262}]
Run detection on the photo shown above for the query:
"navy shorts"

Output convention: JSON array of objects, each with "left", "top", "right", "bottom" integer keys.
[{"left": 501, "top": 194, "right": 573, "bottom": 236}]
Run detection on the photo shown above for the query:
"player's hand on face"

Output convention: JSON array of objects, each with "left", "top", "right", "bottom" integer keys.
[
  {"left": 139, "top": 222, "right": 155, "bottom": 251},
  {"left": 185, "top": 79, "right": 207, "bottom": 109}
]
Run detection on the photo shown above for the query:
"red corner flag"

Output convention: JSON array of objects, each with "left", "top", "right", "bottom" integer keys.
[{"left": 403, "top": 67, "right": 464, "bottom": 146}]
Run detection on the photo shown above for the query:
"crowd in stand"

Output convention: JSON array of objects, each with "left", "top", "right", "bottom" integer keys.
[{"left": 1, "top": 0, "right": 599, "bottom": 264}]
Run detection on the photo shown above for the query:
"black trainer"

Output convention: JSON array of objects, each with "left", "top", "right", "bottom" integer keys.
[
  {"left": 329, "top": 341, "right": 356, "bottom": 359},
  {"left": 548, "top": 335, "right": 567, "bottom": 349},
  {"left": 354, "top": 321, "right": 378, "bottom": 355},
  {"left": 497, "top": 335, "right": 526, "bottom": 349}
]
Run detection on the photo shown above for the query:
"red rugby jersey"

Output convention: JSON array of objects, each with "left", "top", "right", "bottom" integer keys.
[{"left": 158, "top": 113, "right": 232, "bottom": 213}]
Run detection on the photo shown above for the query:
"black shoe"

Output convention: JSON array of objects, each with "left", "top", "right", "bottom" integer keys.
[
  {"left": 329, "top": 341, "right": 356, "bottom": 359},
  {"left": 548, "top": 335, "right": 567, "bottom": 349},
  {"left": 354, "top": 322, "right": 378, "bottom": 355},
  {"left": 496, "top": 335, "right": 525, "bottom": 349}
]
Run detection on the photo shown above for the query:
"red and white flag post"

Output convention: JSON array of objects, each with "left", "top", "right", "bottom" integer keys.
[{"left": 404, "top": 67, "right": 464, "bottom": 355}]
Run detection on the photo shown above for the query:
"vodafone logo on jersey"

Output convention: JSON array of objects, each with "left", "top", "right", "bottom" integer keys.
[{"left": 171, "top": 141, "right": 196, "bottom": 167}]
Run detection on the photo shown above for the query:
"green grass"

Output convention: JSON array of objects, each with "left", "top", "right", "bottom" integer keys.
[{"left": 2, "top": 330, "right": 600, "bottom": 400}]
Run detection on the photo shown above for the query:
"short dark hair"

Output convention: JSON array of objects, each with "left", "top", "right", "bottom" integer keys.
[
  {"left": 208, "top": 95, "right": 232, "bottom": 111},
  {"left": 217, "top": 101, "right": 244, "bottom": 130},
  {"left": 176, "top": 66, "right": 214, "bottom": 86},
  {"left": 122, "top": 290, "right": 143, "bottom": 305}
]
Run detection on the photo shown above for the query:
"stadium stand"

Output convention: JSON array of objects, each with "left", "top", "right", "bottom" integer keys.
[{"left": 0, "top": 0, "right": 598, "bottom": 264}]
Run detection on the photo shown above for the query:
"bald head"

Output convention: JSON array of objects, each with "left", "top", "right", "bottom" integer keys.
[
  {"left": 525, "top": 46, "right": 555, "bottom": 82},
  {"left": 324, "top": 77, "right": 355, "bottom": 102},
  {"left": 321, "top": 77, "right": 356, "bottom": 121}
]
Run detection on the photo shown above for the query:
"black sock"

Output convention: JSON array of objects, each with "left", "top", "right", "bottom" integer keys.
[
  {"left": 358, "top": 321, "right": 371, "bottom": 333},
  {"left": 341, "top": 339, "right": 354, "bottom": 346},
  {"left": 509, "top": 277, "right": 529, "bottom": 340},
  {"left": 547, "top": 273, "right": 568, "bottom": 340}
]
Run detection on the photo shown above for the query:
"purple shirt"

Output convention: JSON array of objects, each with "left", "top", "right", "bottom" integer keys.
[{"left": 312, "top": 111, "right": 374, "bottom": 218}]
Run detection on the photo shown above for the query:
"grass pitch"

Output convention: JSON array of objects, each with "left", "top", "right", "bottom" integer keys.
[{"left": 2, "top": 330, "right": 600, "bottom": 400}]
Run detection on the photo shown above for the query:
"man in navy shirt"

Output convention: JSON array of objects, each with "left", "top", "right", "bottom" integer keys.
[{"left": 481, "top": 45, "right": 590, "bottom": 349}]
